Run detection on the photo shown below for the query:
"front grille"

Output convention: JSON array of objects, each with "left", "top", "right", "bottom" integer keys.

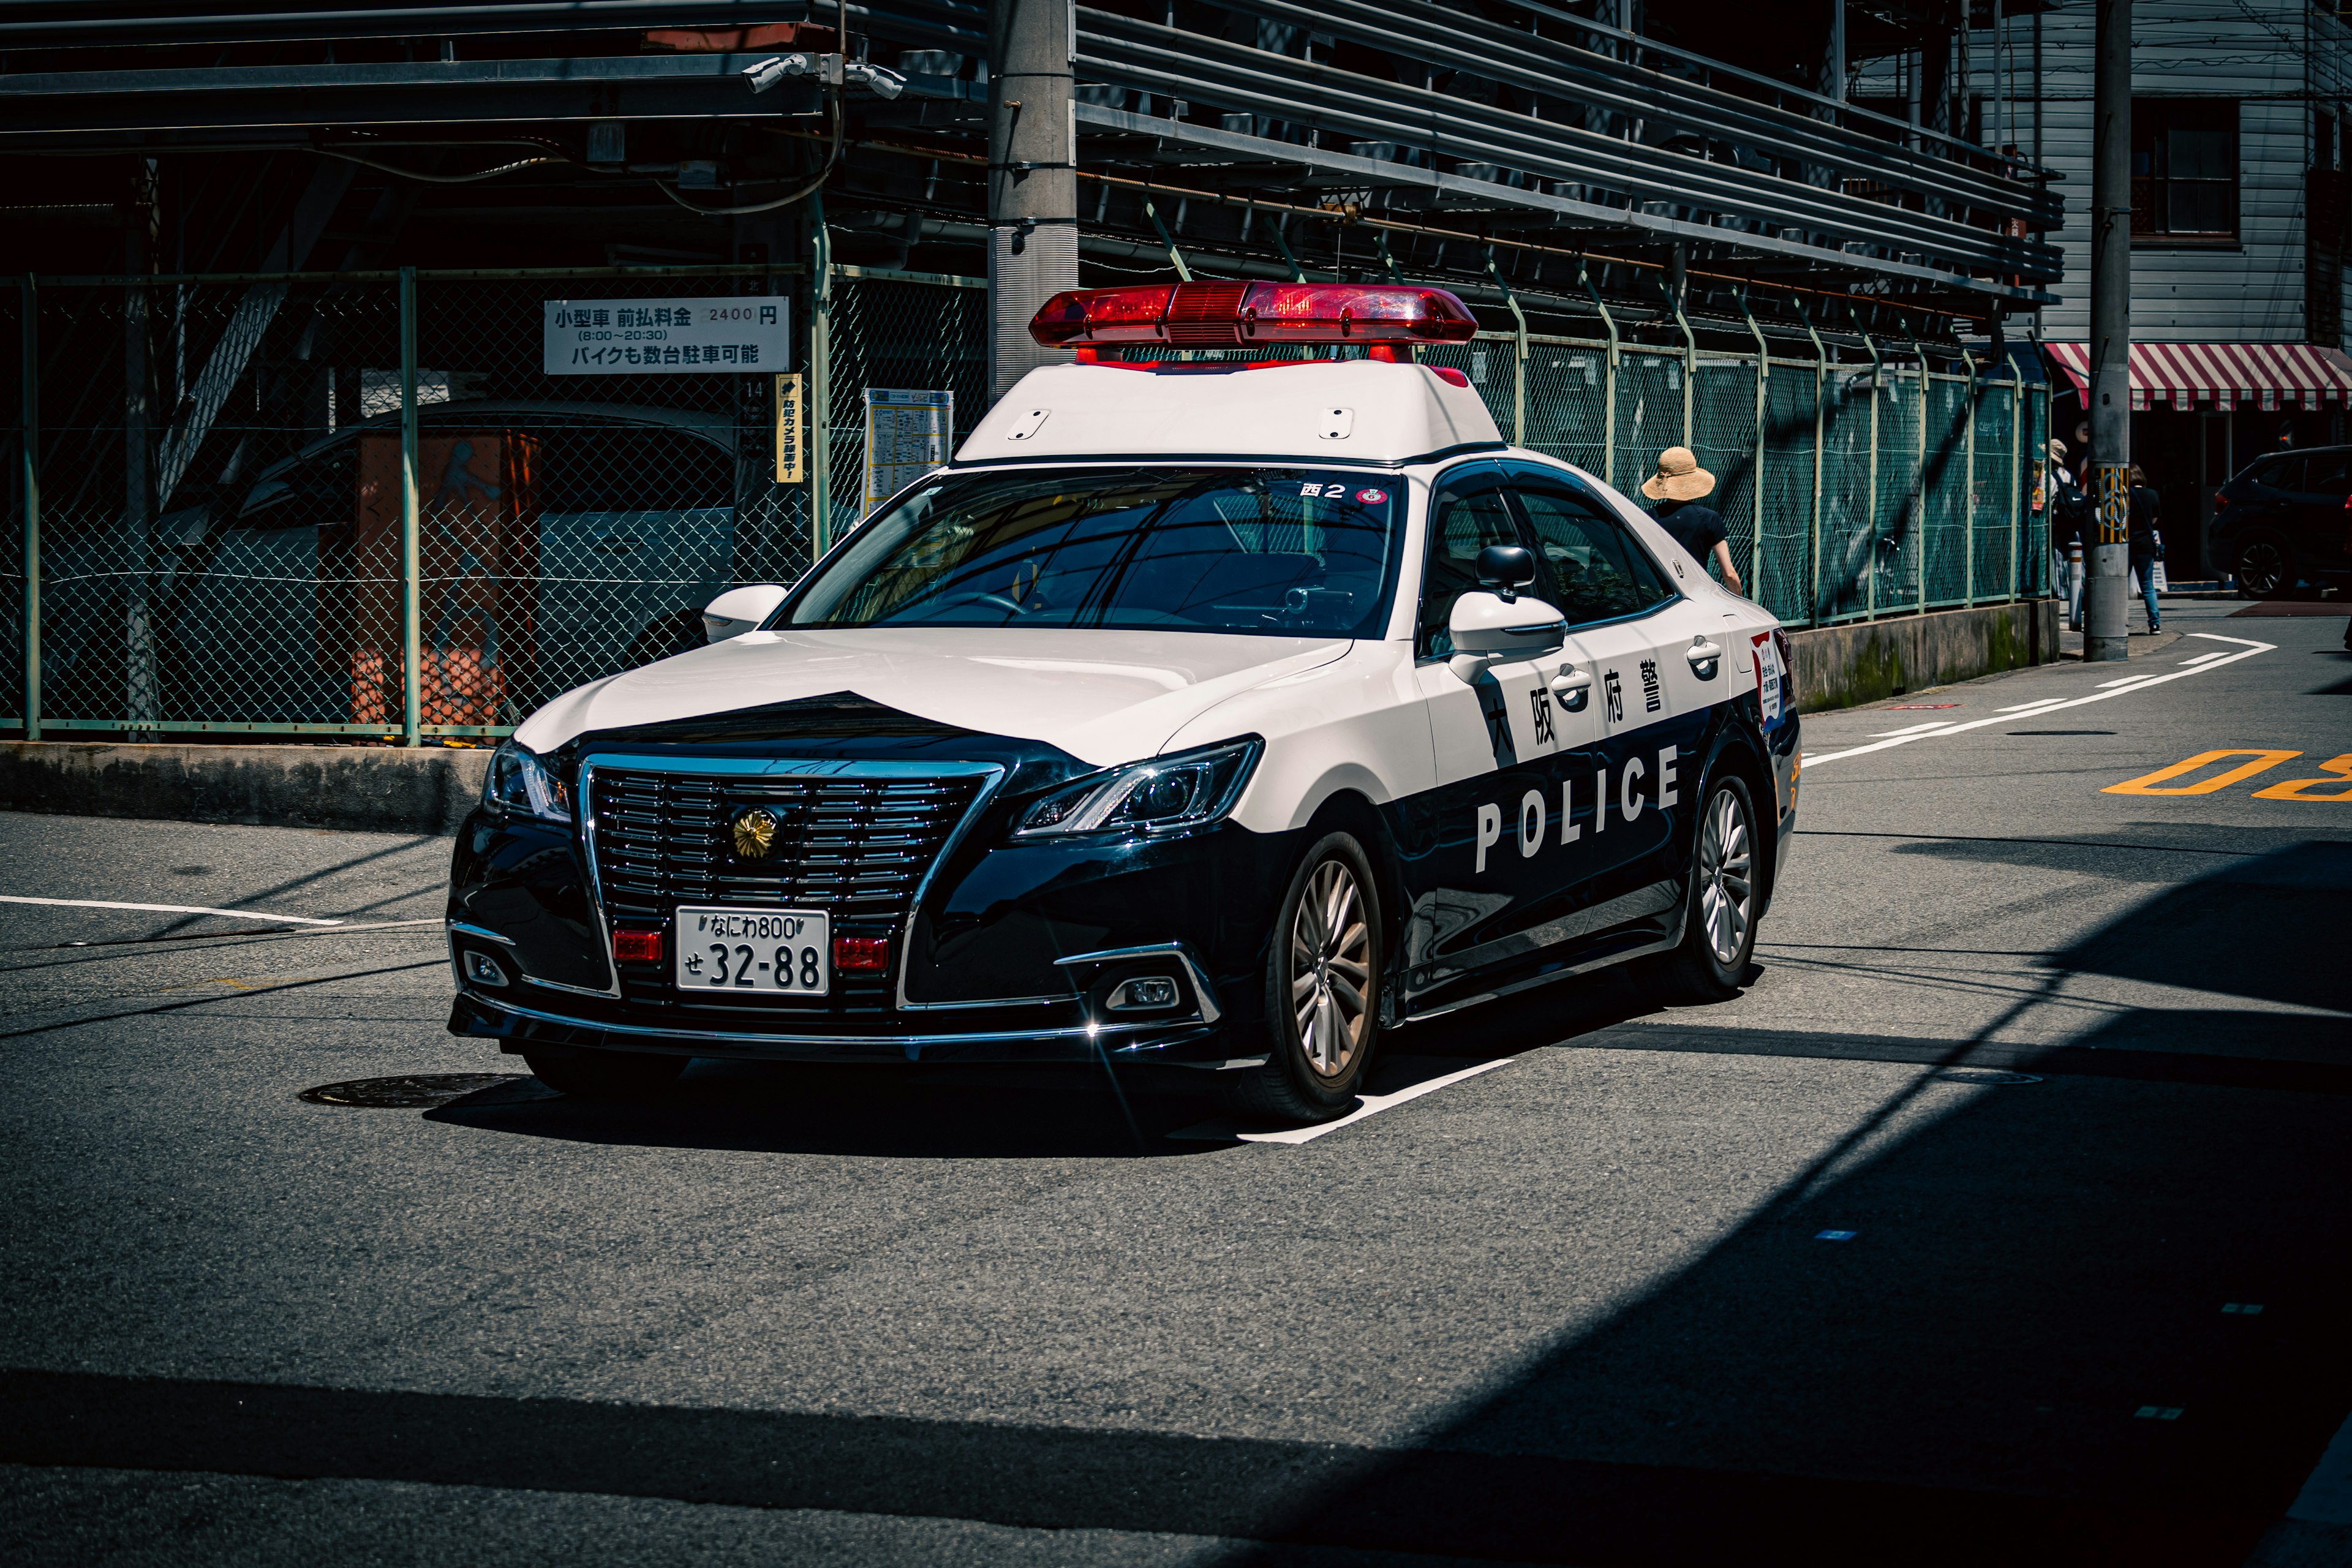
[{"left": 588, "top": 767, "right": 987, "bottom": 1016}]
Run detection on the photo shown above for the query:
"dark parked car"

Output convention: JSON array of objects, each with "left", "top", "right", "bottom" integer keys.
[{"left": 2212, "top": 446, "right": 2352, "bottom": 598}]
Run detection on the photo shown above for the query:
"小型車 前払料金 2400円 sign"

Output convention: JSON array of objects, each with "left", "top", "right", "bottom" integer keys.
[{"left": 544, "top": 298, "right": 789, "bottom": 374}]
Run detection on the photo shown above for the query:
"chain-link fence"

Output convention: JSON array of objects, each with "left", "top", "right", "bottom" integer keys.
[{"left": 5, "top": 266, "right": 2045, "bottom": 742}]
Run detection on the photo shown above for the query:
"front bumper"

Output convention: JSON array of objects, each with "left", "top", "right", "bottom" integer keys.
[{"left": 449, "top": 989, "right": 1262, "bottom": 1067}]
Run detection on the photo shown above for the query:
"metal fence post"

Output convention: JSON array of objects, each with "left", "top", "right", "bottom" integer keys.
[
  {"left": 809, "top": 194, "right": 833, "bottom": 558},
  {"left": 1484, "top": 246, "right": 1528, "bottom": 447},
  {"left": 1659, "top": 274, "right": 1695, "bottom": 447},
  {"left": 1579, "top": 260, "right": 1618, "bottom": 486},
  {"left": 1852, "top": 311, "right": 1882, "bottom": 618},
  {"left": 18, "top": 274, "right": 37, "bottom": 742},
  {"left": 1909, "top": 328, "right": 1928, "bottom": 613},
  {"left": 1800, "top": 303, "right": 1826, "bottom": 627},
  {"left": 1961, "top": 347, "right": 1978, "bottom": 608},
  {"left": 2010, "top": 375, "right": 2024, "bottom": 601},
  {"left": 1740, "top": 289, "right": 1768, "bottom": 603},
  {"left": 398, "top": 266, "right": 421, "bottom": 747}
]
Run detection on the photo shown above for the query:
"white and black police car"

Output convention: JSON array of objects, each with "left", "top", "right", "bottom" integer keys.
[{"left": 447, "top": 281, "right": 1800, "bottom": 1121}]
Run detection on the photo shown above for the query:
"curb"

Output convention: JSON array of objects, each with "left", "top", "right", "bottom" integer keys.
[{"left": 0, "top": 742, "right": 490, "bottom": 836}]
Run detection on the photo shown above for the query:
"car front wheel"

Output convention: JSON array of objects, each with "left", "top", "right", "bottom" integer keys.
[{"left": 1229, "top": 831, "right": 1382, "bottom": 1124}]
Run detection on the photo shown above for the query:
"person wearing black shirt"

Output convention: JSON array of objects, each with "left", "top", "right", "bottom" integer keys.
[
  {"left": 1640, "top": 445, "right": 1743, "bottom": 595},
  {"left": 2127, "top": 464, "right": 2163, "bottom": 633}
]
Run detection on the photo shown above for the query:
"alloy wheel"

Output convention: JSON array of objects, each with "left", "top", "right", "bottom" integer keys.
[
  {"left": 1698, "top": 786, "right": 1754, "bottom": 967},
  {"left": 1290, "top": 858, "right": 1372, "bottom": 1079},
  {"left": 2237, "top": 539, "right": 2288, "bottom": 597}
]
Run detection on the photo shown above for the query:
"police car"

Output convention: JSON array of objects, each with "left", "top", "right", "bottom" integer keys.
[{"left": 447, "top": 281, "right": 1800, "bottom": 1121}]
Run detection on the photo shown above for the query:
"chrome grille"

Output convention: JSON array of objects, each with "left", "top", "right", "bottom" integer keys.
[{"left": 589, "top": 768, "right": 985, "bottom": 922}]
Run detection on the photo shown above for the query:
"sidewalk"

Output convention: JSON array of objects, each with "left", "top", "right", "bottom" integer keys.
[{"left": 2058, "top": 628, "right": 2180, "bottom": 661}]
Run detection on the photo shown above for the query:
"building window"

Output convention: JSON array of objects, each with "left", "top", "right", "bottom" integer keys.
[{"left": 2133, "top": 99, "right": 2239, "bottom": 242}]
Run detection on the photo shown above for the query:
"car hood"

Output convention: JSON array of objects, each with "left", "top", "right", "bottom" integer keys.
[{"left": 516, "top": 627, "right": 1354, "bottom": 767}]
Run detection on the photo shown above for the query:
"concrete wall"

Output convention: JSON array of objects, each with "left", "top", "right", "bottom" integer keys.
[
  {"left": 0, "top": 742, "right": 491, "bottom": 835},
  {"left": 1788, "top": 599, "right": 2060, "bottom": 714}
]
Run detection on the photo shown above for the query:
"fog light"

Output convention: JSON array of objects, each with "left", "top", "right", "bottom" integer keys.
[
  {"left": 1106, "top": 974, "right": 1180, "bottom": 1011},
  {"left": 834, "top": 935, "right": 891, "bottom": 973},
  {"left": 463, "top": 950, "right": 510, "bottom": 988},
  {"left": 612, "top": 929, "right": 663, "bottom": 964}
]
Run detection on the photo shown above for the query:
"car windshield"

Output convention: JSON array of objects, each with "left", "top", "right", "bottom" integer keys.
[{"left": 784, "top": 466, "right": 1406, "bottom": 637}]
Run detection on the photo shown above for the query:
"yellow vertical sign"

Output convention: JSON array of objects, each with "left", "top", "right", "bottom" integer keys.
[{"left": 774, "top": 373, "right": 804, "bottom": 484}]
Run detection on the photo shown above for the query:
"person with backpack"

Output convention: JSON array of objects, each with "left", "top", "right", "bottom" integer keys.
[
  {"left": 2127, "top": 465, "right": 2164, "bottom": 633},
  {"left": 2043, "top": 439, "right": 2089, "bottom": 630}
]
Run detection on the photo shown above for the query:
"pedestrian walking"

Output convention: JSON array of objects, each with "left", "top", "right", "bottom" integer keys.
[
  {"left": 2043, "top": 439, "right": 2089, "bottom": 631},
  {"left": 2127, "top": 464, "right": 2164, "bottom": 633},
  {"left": 1641, "top": 446, "right": 1743, "bottom": 595}
]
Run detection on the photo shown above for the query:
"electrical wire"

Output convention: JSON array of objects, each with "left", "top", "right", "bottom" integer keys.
[
  {"left": 657, "top": 94, "right": 844, "bottom": 217},
  {"left": 311, "top": 148, "right": 567, "bottom": 183}
]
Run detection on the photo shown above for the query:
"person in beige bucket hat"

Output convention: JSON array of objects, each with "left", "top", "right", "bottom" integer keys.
[{"left": 1640, "top": 446, "right": 1741, "bottom": 594}]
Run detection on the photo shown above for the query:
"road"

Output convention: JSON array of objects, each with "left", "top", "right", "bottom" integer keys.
[{"left": 1, "top": 597, "right": 2346, "bottom": 1566}]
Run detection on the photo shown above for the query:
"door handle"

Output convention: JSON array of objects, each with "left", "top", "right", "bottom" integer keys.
[
  {"left": 1686, "top": 638, "right": 1724, "bottom": 679},
  {"left": 1551, "top": 665, "right": 1593, "bottom": 711}
]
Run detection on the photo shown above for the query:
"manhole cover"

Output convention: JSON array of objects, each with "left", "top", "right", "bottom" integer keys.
[
  {"left": 1931, "top": 1068, "right": 2043, "bottom": 1086},
  {"left": 300, "top": 1073, "right": 524, "bottom": 1108}
]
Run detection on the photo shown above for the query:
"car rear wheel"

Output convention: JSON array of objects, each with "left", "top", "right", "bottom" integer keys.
[
  {"left": 1642, "top": 772, "right": 1759, "bottom": 1005},
  {"left": 2236, "top": 533, "right": 2291, "bottom": 598},
  {"left": 1229, "top": 832, "right": 1381, "bottom": 1124},
  {"left": 523, "top": 1046, "right": 687, "bottom": 1101}
]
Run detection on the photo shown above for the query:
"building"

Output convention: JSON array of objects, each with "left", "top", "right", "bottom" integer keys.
[{"left": 1858, "top": 0, "right": 2352, "bottom": 579}]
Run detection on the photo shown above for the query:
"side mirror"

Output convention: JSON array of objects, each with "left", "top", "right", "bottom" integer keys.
[
  {"left": 1475, "top": 543, "right": 1537, "bottom": 601},
  {"left": 703, "top": 583, "right": 788, "bottom": 643},
  {"left": 1447, "top": 590, "right": 1566, "bottom": 680}
]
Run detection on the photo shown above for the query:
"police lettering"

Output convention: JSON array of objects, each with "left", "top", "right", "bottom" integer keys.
[{"left": 1470, "top": 745, "right": 1684, "bottom": 875}]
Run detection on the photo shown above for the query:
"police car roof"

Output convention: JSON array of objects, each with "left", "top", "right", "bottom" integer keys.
[{"left": 954, "top": 359, "right": 1504, "bottom": 467}]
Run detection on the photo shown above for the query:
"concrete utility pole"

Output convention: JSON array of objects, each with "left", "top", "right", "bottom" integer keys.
[
  {"left": 987, "top": 0, "right": 1078, "bottom": 400},
  {"left": 2084, "top": 0, "right": 2132, "bottom": 661}
]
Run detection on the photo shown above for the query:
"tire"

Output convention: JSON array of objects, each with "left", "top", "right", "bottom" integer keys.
[
  {"left": 2235, "top": 533, "right": 2292, "bottom": 599},
  {"left": 1228, "top": 831, "right": 1382, "bottom": 1124},
  {"left": 1642, "top": 770, "right": 1760, "bottom": 1006},
  {"left": 523, "top": 1046, "right": 687, "bottom": 1101}
]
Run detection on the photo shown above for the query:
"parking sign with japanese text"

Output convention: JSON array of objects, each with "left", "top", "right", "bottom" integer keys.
[{"left": 543, "top": 298, "right": 789, "bottom": 375}]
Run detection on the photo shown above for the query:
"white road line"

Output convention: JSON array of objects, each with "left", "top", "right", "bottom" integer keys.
[
  {"left": 1998, "top": 698, "right": 2069, "bottom": 713},
  {"left": 1171, "top": 1057, "right": 1515, "bottom": 1145},
  {"left": 2180, "top": 650, "right": 2230, "bottom": 665},
  {"left": 1868, "top": 720, "right": 1959, "bottom": 737},
  {"left": 0, "top": 894, "right": 344, "bottom": 927},
  {"left": 2095, "top": 675, "right": 2144, "bottom": 688},
  {"left": 1802, "top": 633, "right": 2275, "bottom": 769}
]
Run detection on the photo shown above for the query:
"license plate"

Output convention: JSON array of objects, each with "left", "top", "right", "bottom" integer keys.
[{"left": 674, "top": 907, "right": 830, "bottom": 996}]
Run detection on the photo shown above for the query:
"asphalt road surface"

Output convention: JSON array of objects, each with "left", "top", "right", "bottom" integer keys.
[{"left": 2, "top": 598, "right": 2348, "bottom": 1567}]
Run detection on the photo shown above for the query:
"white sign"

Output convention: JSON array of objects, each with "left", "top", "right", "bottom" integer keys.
[
  {"left": 864, "top": 388, "right": 955, "bottom": 513},
  {"left": 543, "top": 297, "right": 788, "bottom": 375}
]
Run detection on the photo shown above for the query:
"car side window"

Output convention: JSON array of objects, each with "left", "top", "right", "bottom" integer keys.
[
  {"left": 1416, "top": 464, "right": 1521, "bottom": 657},
  {"left": 2302, "top": 453, "right": 2352, "bottom": 497},
  {"left": 2260, "top": 456, "right": 2304, "bottom": 492},
  {"left": 1508, "top": 481, "right": 1678, "bottom": 627}
]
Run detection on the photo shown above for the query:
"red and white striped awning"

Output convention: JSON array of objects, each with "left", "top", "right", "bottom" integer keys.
[{"left": 2046, "top": 342, "right": 2352, "bottom": 412}]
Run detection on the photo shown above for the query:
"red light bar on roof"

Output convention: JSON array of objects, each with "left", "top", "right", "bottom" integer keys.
[{"left": 1029, "top": 282, "right": 1479, "bottom": 358}]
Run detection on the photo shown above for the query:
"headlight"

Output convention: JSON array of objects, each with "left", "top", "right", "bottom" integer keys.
[
  {"left": 1013, "top": 739, "right": 1261, "bottom": 839},
  {"left": 483, "top": 740, "right": 572, "bottom": 823}
]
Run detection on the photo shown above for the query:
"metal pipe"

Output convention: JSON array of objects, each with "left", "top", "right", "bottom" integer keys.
[
  {"left": 1142, "top": 195, "right": 1193, "bottom": 281},
  {"left": 1268, "top": 214, "right": 1311, "bottom": 282},
  {"left": 18, "top": 273, "right": 37, "bottom": 741},
  {"left": 809, "top": 192, "right": 833, "bottom": 557},
  {"left": 398, "top": 265, "right": 421, "bottom": 748},
  {"left": 2009, "top": 369, "right": 2023, "bottom": 605},
  {"left": 1579, "top": 258, "right": 1619, "bottom": 486},
  {"left": 1906, "top": 320, "right": 1928, "bottom": 612},
  {"left": 1485, "top": 244, "right": 1528, "bottom": 446}
]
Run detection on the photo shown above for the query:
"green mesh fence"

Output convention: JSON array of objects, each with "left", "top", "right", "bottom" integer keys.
[{"left": 4, "top": 263, "right": 2052, "bottom": 739}]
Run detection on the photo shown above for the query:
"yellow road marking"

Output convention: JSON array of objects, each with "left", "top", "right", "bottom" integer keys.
[
  {"left": 2103, "top": 749, "right": 2302, "bottom": 796},
  {"left": 2253, "top": 755, "right": 2352, "bottom": 801}
]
